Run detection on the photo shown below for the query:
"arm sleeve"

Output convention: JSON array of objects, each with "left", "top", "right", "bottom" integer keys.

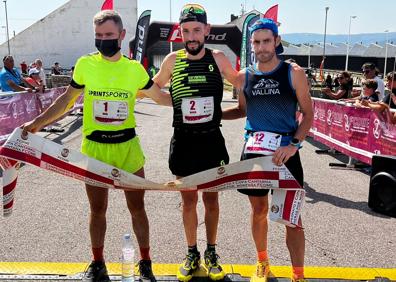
[
  {"left": 136, "top": 63, "right": 151, "bottom": 90},
  {"left": 71, "top": 57, "right": 85, "bottom": 88}
]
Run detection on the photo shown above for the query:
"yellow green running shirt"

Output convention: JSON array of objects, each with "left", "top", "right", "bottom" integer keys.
[{"left": 72, "top": 52, "right": 151, "bottom": 137}]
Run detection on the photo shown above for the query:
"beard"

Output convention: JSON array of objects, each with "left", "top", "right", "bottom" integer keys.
[
  {"left": 184, "top": 40, "right": 204, "bottom": 56},
  {"left": 255, "top": 50, "right": 276, "bottom": 64}
]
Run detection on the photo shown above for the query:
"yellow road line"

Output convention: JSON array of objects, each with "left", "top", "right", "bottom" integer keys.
[{"left": 0, "top": 262, "right": 395, "bottom": 280}]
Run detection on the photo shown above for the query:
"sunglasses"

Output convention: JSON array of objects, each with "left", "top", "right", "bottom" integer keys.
[
  {"left": 181, "top": 4, "right": 206, "bottom": 15},
  {"left": 362, "top": 69, "right": 371, "bottom": 74}
]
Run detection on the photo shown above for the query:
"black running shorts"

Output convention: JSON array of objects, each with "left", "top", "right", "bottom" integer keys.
[
  {"left": 169, "top": 128, "right": 229, "bottom": 177},
  {"left": 238, "top": 145, "right": 304, "bottom": 197}
]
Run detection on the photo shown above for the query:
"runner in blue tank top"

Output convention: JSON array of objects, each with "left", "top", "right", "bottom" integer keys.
[{"left": 223, "top": 18, "right": 313, "bottom": 282}]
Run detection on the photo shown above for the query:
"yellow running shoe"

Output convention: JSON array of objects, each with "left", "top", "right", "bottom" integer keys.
[
  {"left": 176, "top": 252, "right": 200, "bottom": 282},
  {"left": 292, "top": 278, "right": 307, "bottom": 282},
  {"left": 203, "top": 249, "right": 225, "bottom": 280},
  {"left": 250, "top": 260, "right": 270, "bottom": 282}
]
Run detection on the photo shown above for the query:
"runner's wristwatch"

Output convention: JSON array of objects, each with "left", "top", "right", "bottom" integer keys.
[{"left": 290, "top": 138, "right": 302, "bottom": 148}]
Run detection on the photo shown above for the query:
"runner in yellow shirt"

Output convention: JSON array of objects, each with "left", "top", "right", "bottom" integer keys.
[{"left": 21, "top": 10, "right": 170, "bottom": 282}]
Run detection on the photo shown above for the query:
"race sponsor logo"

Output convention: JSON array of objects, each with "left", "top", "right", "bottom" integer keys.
[
  {"left": 135, "top": 24, "right": 145, "bottom": 62},
  {"left": 188, "top": 75, "right": 207, "bottom": 84},
  {"left": 344, "top": 114, "right": 350, "bottom": 131},
  {"left": 327, "top": 109, "right": 332, "bottom": 126},
  {"left": 111, "top": 168, "right": 120, "bottom": 178},
  {"left": 252, "top": 78, "right": 280, "bottom": 96},
  {"left": 168, "top": 24, "right": 227, "bottom": 42},
  {"left": 165, "top": 181, "right": 177, "bottom": 188},
  {"left": 61, "top": 148, "right": 69, "bottom": 158},
  {"left": 373, "top": 118, "right": 381, "bottom": 139},
  {"left": 271, "top": 204, "right": 279, "bottom": 213},
  {"left": 88, "top": 90, "right": 129, "bottom": 99},
  {"left": 217, "top": 166, "right": 225, "bottom": 175}
]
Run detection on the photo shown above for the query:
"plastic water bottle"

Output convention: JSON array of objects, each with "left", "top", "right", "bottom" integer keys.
[{"left": 122, "top": 233, "right": 135, "bottom": 282}]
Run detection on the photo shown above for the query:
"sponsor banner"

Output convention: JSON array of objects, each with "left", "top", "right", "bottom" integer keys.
[
  {"left": 269, "top": 189, "right": 305, "bottom": 227},
  {"left": 241, "top": 14, "right": 260, "bottom": 69},
  {"left": 343, "top": 107, "right": 371, "bottom": 152},
  {"left": 35, "top": 87, "right": 66, "bottom": 111},
  {"left": 141, "top": 21, "right": 242, "bottom": 58},
  {"left": 369, "top": 111, "right": 396, "bottom": 156},
  {"left": 0, "top": 157, "right": 18, "bottom": 217},
  {"left": 240, "top": 12, "right": 258, "bottom": 69},
  {"left": 132, "top": 10, "right": 151, "bottom": 64},
  {"left": 0, "top": 129, "right": 304, "bottom": 226},
  {"left": 0, "top": 92, "right": 40, "bottom": 145},
  {"left": 0, "top": 87, "right": 82, "bottom": 146},
  {"left": 310, "top": 98, "right": 396, "bottom": 164}
]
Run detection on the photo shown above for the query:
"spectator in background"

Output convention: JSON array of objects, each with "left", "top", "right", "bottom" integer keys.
[
  {"left": 321, "top": 71, "right": 352, "bottom": 99},
  {"left": 25, "top": 68, "right": 45, "bottom": 92},
  {"left": 0, "top": 55, "right": 32, "bottom": 92},
  {"left": 383, "top": 72, "right": 396, "bottom": 110},
  {"left": 29, "top": 62, "right": 37, "bottom": 72},
  {"left": 20, "top": 61, "right": 28, "bottom": 75},
  {"left": 352, "top": 62, "right": 385, "bottom": 100},
  {"left": 340, "top": 79, "right": 378, "bottom": 107},
  {"left": 34, "top": 59, "right": 47, "bottom": 87},
  {"left": 305, "top": 68, "right": 316, "bottom": 88},
  {"left": 363, "top": 72, "right": 396, "bottom": 114},
  {"left": 333, "top": 76, "right": 340, "bottom": 88},
  {"left": 51, "top": 62, "right": 62, "bottom": 75},
  {"left": 325, "top": 74, "right": 333, "bottom": 90}
]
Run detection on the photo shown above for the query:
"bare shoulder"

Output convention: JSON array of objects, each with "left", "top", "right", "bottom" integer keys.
[
  {"left": 212, "top": 49, "right": 228, "bottom": 62},
  {"left": 212, "top": 49, "right": 225, "bottom": 56},
  {"left": 290, "top": 62, "right": 305, "bottom": 74},
  {"left": 161, "top": 51, "right": 178, "bottom": 71},
  {"left": 163, "top": 51, "right": 178, "bottom": 64}
]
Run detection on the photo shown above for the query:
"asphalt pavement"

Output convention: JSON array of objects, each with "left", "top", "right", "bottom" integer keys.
[{"left": 0, "top": 91, "right": 395, "bottom": 269}]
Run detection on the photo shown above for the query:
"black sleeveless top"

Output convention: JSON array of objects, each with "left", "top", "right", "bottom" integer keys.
[{"left": 170, "top": 48, "right": 223, "bottom": 130}]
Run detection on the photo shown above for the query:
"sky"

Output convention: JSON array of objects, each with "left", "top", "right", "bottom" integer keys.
[{"left": 0, "top": 0, "right": 394, "bottom": 44}]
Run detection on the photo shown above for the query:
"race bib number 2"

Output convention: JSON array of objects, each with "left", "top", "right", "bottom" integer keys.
[
  {"left": 93, "top": 100, "right": 128, "bottom": 125},
  {"left": 181, "top": 97, "right": 214, "bottom": 124},
  {"left": 244, "top": 131, "right": 281, "bottom": 155}
]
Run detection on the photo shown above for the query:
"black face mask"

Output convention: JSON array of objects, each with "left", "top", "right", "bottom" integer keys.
[{"left": 95, "top": 38, "right": 121, "bottom": 57}]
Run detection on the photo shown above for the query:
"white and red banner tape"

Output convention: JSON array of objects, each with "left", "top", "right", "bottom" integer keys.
[{"left": 0, "top": 128, "right": 305, "bottom": 227}]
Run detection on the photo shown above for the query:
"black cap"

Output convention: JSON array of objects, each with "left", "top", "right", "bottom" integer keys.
[{"left": 179, "top": 4, "right": 207, "bottom": 24}]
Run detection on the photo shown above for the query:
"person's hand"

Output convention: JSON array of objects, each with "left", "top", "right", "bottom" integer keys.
[
  {"left": 360, "top": 99, "right": 370, "bottom": 107},
  {"left": 272, "top": 145, "right": 298, "bottom": 166},
  {"left": 20, "top": 119, "right": 44, "bottom": 138},
  {"left": 354, "top": 100, "right": 362, "bottom": 107},
  {"left": 25, "top": 87, "right": 33, "bottom": 93},
  {"left": 321, "top": 87, "right": 330, "bottom": 94}
]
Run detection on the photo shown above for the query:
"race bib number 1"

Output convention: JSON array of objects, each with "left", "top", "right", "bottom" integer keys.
[
  {"left": 244, "top": 131, "right": 281, "bottom": 155},
  {"left": 93, "top": 100, "right": 128, "bottom": 125},
  {"left": 181, "top": 97, "right": 214, "bottom": 124}
]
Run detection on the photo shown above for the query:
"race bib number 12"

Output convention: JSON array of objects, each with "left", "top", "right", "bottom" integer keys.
[{"left": 244, "top": 131, "right": 281, "bottom": 155}]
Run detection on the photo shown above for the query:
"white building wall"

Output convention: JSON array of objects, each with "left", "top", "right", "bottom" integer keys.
[{"left": 0, "top": 0, "right": 137, "bottom": 70}]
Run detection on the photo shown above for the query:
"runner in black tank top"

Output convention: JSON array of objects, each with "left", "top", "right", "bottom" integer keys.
[
  {"left": 152, "top": 4, "right": 240, "bottom": 281},
  {"left": 168, "top": 48, "right": 229, "bottom": 176}
]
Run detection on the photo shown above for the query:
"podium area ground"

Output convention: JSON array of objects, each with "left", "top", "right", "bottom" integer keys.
[{"left": 1, "top": 92, "right": 395, "bottom": 281}]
